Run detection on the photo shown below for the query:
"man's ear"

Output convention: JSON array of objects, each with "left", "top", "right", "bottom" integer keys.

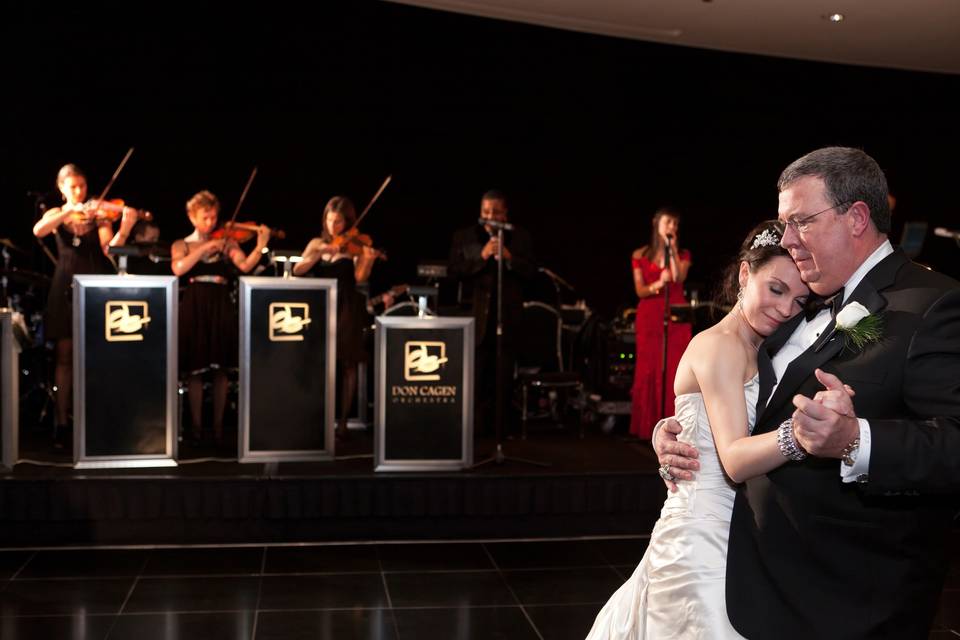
[{"left": 847, "top": 201, "right": 873, "bottom": 237}]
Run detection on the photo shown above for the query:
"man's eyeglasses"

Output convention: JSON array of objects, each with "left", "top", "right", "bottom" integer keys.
[{"left": 782, "top": 202, "right": 849, "bottom": 234}]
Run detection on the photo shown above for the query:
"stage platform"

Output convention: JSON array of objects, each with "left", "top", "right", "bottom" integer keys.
[{"left": 0, "top": 428, "right": 664, "bottom": 548}]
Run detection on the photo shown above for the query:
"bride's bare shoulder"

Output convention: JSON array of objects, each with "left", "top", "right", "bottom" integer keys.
[
  {"left": 688, "top": 322, "right": 740, "bottom": 351},
  {"left": 685, "top": 324, "right": 750, "bottom": 377}
]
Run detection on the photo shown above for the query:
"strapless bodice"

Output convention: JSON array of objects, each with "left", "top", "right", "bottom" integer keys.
[{"left": 660, "top": 376, "right": 759, "bottom": 519}]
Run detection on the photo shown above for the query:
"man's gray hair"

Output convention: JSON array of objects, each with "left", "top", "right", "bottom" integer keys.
[{"left": 777, "top": 146, "right": 891, "bottom": 234}]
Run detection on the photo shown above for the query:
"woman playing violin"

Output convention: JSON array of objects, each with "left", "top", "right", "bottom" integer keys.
[
  {"left": 171, "top": 190, "right": 269, "bottom": 447},
  {"left": 32, "top": 163, "right": 139, "bottom": 449},
  {"left": 294, "top": 195, "right": 381, "bottom": 441}
]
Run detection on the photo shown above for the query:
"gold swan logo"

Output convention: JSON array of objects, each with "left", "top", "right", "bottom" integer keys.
[
  {"left": 269, "top": 302, "right": 311, "bottom": 341},
  {"left": 105, "top": 301, "right": 151, "bottom": 342},
  {"left": 404, "top": 341, "right": 449, "bottom": 381}
]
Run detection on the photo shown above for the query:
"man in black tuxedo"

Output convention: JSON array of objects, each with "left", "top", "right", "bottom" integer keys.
[
  {"left": 448, "top": 190, "right": 537, "bottom": 435},
  {"left": 656, "top": 147, "right": 960, "bottom": 638}
]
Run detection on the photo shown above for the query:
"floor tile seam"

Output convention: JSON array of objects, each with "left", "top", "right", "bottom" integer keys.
[
  {"left": 102, "top": 574, "right": 138, "bottom": 640},
  {"left": 116, "top": 574, "right": 140, "bottom": 615},
  {"left": 374, "top": 542, "right": 403, "bottom": 640},
  {"left": 121, "top": 572, "right": 264, "bottom": 579},
  {"left": 1, "top": 602, "right": 610, "bottom": 618},
  {"left": 262, "top": 570, "right": 384, "bottom": 577},
  {"left": 250, "top": 548, "right": 267, "bottom": 640},
  {"left": 498, "top": 564, "right": 619, "bottom": 572},
  {"left": 371, "top": 546, "right": 392, "bottom": 610},
  {"left": 382, "top": 568, "right": 503, "bottom": 575},
  {"left": 0, "top": 535, "right": 652, "bottom": 553},
  {"left": 0, "top": 610, "right": 263, "bottom": 619},
  {"left": 101, "top": 607, "right": 261, "bottom": 616},
  {"left": 511, "top": 599, "right": 610, "bottom": 607},
  {"left": 9, "top": 572, "right": 264, "bottom": 581},
  {"left": 9, "top": 575, "right": 141, "bottom": 582},
  {"left": 255, "top": 604, "right": 527, "bottom": 613},
  {"left": 0, "top": 612, "right": 118, "bottom": 619},
  {"left": 7, "top": 551, "right": 36, "bottom": 581},
  {"left": 481, "top": 542, "right": 544, "bottom": 640}
]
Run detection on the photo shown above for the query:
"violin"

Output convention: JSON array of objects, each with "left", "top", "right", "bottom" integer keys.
[
  {"left": 69, "top": 198, "right": 153, "bottom": 223},
  {"left": 210, "top": 221, "right": 286, "bottom": 243},
  {"left": 328, "top": 227, "right": 387, "bottom": 260}
]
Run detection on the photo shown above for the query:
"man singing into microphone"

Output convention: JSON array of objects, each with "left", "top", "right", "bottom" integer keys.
[{"left": 448, "top": 190, "right": 537, "bottom": 437}]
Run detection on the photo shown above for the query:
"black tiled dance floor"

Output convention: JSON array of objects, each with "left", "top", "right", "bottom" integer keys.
[{"left": 1, "top": 535, "right": 957, "bottom": 640}]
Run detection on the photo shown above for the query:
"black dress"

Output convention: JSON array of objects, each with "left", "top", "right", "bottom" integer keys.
[
  {"left": 310, "top": 256, "right": 367, "bottom": 365},
  {"left": 45, "top": 224, "right": 112, "bottom": 340},
  {"left": 178, "top": 251, "right": 239, "bottom": 375}
]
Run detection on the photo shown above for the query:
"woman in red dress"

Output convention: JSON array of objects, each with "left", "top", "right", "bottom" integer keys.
[{"left": 630, "top": 208, "right": 692, "bottom": 440}]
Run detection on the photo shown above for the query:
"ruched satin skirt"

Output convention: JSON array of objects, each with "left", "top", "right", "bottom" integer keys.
[{"left": 586, "top": 382, "right": 757, "bottom": 639}]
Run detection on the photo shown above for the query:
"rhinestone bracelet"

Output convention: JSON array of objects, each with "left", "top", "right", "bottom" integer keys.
[{"left": 777, "top": 419, "right": 808, "bottom": 461}]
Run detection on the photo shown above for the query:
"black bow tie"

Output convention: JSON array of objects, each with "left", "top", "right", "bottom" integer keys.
[{"left": 803, "top": 288, "right": 845, "bottom": 322}]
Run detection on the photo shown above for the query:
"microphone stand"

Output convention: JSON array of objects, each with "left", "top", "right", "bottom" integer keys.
[
  {"left": 471, "top": 220, "right": 548, "bottom": 468},
  {"left": 660, "top": 237, "right": 672, "bottom": 419},
  {"left": 0, "top": 245, "right": 9, "bottom": 309}
]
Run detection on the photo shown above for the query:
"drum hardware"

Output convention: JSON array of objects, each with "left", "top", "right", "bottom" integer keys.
[
  {"left": 18, "top": 340, "right": 56, "bottom": 429},
  {"left": 560, "top": 300, "right": 591, "bottom": 330},
  {"left": 29, "top": 190, "right": 60, "bottom": 267},
  {"left": 539, "top": 267, "right": 574, "bottom": 292},
  {"left": 0, "top": 268, "right": 53, "bottom": 288},
  {"left": 0, "top": 238, "right": 28, "bottom": 257}
]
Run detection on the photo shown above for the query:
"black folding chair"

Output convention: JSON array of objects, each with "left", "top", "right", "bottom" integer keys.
[{"left": 516, "top": 301, "right": 584, "bottom": 438}]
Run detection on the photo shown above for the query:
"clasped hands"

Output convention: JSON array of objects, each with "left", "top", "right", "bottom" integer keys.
[
  {"left": 481, "top": 237, "right": 512, "bottom": 261},
  {"left": 651, "top": 271, "right": 672, "bottom": 295},
  {"left": 655, "top": 368, "right": 860, "bottom": 492}
]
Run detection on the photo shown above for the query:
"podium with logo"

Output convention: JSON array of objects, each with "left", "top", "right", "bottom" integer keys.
[
  {"left": 374, "top": 316, "right": 474, "bottom": 471},
  {"left": 1, "top": 309, "right": 21, "bottom": 470},
  {"left": 73, "top": 275, "right": 178, "bottom": 468},
  {"left": 238, "top": 277, "right": 337, "bottom": 462}
]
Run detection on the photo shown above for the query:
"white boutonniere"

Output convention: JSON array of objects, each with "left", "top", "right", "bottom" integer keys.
[{"left": 834, "top": 302, "right": 883, "bottom": 350}]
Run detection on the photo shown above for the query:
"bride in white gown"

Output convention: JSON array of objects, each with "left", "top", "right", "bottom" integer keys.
[{"left": 587, "top": 221, "right": 844, "bottom": 640}]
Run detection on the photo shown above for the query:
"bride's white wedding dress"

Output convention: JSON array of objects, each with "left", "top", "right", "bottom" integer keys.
[{"left": 586, "top": 376, "right": 758, "bottom": 640}]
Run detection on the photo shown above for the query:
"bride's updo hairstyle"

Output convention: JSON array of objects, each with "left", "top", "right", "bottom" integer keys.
[{"left": 716, "top": 220, "right": 790, "bottom": 308}]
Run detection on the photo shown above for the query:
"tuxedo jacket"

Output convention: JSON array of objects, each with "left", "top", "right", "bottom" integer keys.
[
  {"left": 726, "top": 249, "right": 960, "bottom": 639},
  {"left": 447, "top": 224, "right": 536, "bottom": 345}
]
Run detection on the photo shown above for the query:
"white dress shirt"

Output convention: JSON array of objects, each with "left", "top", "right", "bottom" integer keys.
[{"left": 769, "top": 240, "right": 893, "bottom": 482}]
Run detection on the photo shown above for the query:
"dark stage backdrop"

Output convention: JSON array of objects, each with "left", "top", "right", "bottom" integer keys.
[{"left": 3, "top": 2, "right": 959, "bottom": 320}]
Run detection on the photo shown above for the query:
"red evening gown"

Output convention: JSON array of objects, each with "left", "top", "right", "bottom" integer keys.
[{"left": 629, "top": 250, "right": 692, "bottom": 439}]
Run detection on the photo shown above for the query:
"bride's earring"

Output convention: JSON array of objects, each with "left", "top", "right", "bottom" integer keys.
[{"left": 737, "top": 288, "right": 744, "bottom": 304}]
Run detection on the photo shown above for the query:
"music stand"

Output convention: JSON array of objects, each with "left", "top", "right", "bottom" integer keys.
[
  {"left": 269, "top": 249, "right": 304, "bottom": 278},
  {"left": 471, "top": 219, "right": 548, "bottom": 468},
  {"left": 107, "top": 245, "right": 141, "bottom": 275}
]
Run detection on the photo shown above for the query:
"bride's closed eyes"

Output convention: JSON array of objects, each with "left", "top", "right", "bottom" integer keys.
[{"left": 766, "top": 278, "right": 807, "bottom": 312}]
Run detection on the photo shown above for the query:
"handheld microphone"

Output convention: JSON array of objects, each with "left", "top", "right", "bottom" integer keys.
[
  {"left": 934, "top": 227, "right": 960, "bottom": 240},
  {"left": 666, "top": 233, "right": 674, "bottom": 240},
  {"left": 479, "top": 217, "right": 514, "bottom": 231}
]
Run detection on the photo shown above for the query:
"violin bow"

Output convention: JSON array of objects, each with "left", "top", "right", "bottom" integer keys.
[
  {"left": 92, "top": 147, "right": 135, "bottom": 207},
  {"left": 225, "top": 166, "right": 258, "bottom": 231},
  {"left": 353, "top": 174, "right": 392, "bottom": 228}
]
